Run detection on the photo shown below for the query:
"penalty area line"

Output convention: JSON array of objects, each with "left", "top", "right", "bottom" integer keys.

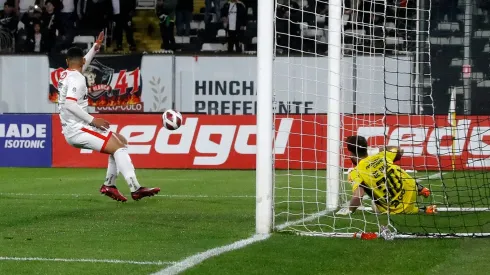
[{"left": 0, "top": 256, "right": 174, "bottom": 266}]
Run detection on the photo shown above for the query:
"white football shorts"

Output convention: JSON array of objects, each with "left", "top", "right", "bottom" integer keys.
[{"left": 65, "top": 126, "right": 113, "bottom": 152}]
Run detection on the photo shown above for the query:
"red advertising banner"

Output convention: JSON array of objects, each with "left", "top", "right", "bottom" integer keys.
[{"left": 51, "top": 114, "right": 490, "bottom": 170}]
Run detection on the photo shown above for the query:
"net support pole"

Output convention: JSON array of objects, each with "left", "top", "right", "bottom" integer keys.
[
  {"left": 326, "top": 0, "right": 342, "bottom": 211},
  {"left": 256, "top": 0, "right": 274, "bottom": 234},
  {"left": 414, "top": 0, "right": 426, "bottom": 114},
  {"left": 463, "top": 0, "right": 473, "bottom": 114}
]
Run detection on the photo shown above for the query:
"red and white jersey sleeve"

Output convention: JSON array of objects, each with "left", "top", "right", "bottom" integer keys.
[{"left": 58, "top": 69, "right": 90, "bottom": 137}]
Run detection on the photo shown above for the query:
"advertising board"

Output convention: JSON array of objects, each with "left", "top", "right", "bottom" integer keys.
[
  {"left": 0, "top": 115, "right": 52, "bottom": 167},
  {"left": 52, "top": 114, "right": 490, "bottom": 170},
  {"left": 174, "top": 56, "right": 413, "bottom": 115}
]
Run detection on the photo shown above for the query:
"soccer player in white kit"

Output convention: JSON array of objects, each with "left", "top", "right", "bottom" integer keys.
[{"left": 57, "top": 33, "right": 160, "bottom": 202}]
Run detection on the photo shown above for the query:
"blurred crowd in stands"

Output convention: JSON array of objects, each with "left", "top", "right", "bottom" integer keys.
[
  {"left": 0, "top": 0, "right": 463, "bottom": 54},
  {"left": 0, "top": 0, "right": 137, "bottom": 53}
]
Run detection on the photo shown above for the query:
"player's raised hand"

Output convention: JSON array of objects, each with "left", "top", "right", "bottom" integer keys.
[
  {"left": 94, "top": 31, "right": 104, "bottom": 51},
  {"left": 91, "top": 118, "right": 110, "bottom": 130}
]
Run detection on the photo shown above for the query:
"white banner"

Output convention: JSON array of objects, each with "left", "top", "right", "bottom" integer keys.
[
  {"left": 140, "top": 55, "right": 173, "bottom": 112},
  {"left": 0, "top": 56, "right": 54, "bottom": 113},
  {"left": 0, "top": 55, "right": 174, "bottom": 114},
  {"left": 175, "top": 56, "right": 413, "bottom": 114},
  {"left": 0, "top": 55, "right": 412, "bottom": 114}
]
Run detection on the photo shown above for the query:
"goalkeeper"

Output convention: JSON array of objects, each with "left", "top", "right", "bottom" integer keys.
[{"left": 338, "top": 135, "right": 437, "bottom": 215}]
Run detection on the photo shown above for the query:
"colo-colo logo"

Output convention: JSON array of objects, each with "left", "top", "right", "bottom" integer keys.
[
  {"left": 80, "top": 118, "right": 293, "bottom": 165},
  {"left": 0, "top": 124, "right": 47, "bottom": 149}
]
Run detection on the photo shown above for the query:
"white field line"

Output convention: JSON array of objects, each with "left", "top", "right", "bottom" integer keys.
[
  {"left": 416, "top": 172, "right": 447, "bottom": 183},
  {"left": 153, "top": 203, "right": 337, "bottom": 275},
  {"left": 275, "top": 210, "right": 330, "bottom": 231},
  {"left": 15, "top": 177, "right": 211, "bottom": 182},
  {"left": 0, "top": 193, "right": 323, "bottom": 199},
  {"left": 0, "top": 257, "right": 174, "bottom": 266},
  {"left": 152, "top": 234, "right": 270, "bottom": 275}
]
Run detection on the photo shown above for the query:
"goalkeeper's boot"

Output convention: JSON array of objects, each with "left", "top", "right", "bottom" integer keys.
[
  {"left": 131, "top": 187, "right": 161, "bottom": 201},
  {"left": 100, "top": 185, "right": 127, "bottom": 202},
  {"left": 419, "top": 187, "right": 431, "bottom": 198},
  {"left": 425, "top": 205, "right": 437, "bottom": 214}
]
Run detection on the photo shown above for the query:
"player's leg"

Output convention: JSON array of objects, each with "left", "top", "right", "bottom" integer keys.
[
  {"left": 99, "top": 154, "right": 128, "bottom": 202},
  {"left": 112, "top": 132, "right": 127, "bottom": 146},
  {"left": 102, "top": 133, "right": 160, "bottom": 201},
  {"left": 66, "top": 129, "right": 128, "bottom": 202}
]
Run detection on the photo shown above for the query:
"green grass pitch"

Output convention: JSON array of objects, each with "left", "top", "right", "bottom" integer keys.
[{"left": 2, "top": 168, "right": 490, "bottom": 275}]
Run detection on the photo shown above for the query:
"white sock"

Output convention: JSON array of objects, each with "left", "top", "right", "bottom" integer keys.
[
  {"left": 103, "top": 155, "right": 118, "bottom": 187},
  {"left": 113, "top": 147, "right": 141, "bottom": 192}
]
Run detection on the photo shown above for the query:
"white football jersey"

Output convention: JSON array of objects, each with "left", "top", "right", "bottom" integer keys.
[{"left": 58, "top": 69, "right": 89, "bottom": 137}]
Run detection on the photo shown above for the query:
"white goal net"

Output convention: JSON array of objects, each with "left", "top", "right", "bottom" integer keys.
[{"left": 271, "top": 0, "right": 490, "bottom": 238}]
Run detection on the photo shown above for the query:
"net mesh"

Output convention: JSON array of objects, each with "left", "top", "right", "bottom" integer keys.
[{"left": 273, "top": 0, "right": 490, "bottom": 237}]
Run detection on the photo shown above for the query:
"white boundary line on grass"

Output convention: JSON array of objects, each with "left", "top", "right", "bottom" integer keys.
[
  {"left": 0, "top": 193, "right": 321, "bottom": 199},
  {"left": 0, "top": 257, "right": 174, "bottom": 266},
  {"left": 153, "top": 205, "right": 335, "bottom": 275},
  {"left": 416, "top": 172, "right": 446, "bottom": 183},
  {"left": 152, "top": 234, "right": 270, "bottom": 275}
]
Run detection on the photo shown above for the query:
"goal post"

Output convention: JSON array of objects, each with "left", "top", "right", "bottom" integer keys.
[
  {"left": 257, "top": 0, "right": 490, "bottom": 238},
  {"left": 255, "top": 0, "right": 274, "bottom": 235},
  {"left": 326, "top": 0, "right": 343, "bottom": 212}
]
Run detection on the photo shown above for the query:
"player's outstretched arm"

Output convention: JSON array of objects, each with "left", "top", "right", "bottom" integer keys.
[
  {"left": 336, "top": 186, "right": 365, "bottom": 215},
  {"left": 82, "top": 31, "right": 104, "bottom": 72},
  {"left": 349, "top": 187, "right": 364, "bottom": 213}
]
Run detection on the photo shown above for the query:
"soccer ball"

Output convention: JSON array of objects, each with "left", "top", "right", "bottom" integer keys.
[{"left": 162, "top": 109, "right": 183, "bottom": 130}]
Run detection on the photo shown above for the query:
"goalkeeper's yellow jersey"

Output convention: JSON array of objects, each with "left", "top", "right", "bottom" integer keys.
[{"left": 348, "top": 149, "right": 419, "bottom": 214}]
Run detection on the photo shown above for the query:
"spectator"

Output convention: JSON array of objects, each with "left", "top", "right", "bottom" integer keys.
[
  {"left": 176, "top": 0, "right": 192, "bottom": 36},
  {"left": 16, "top": 0, "right": 42, "bottom": 16},
  {"left": 112, "top": 0, "right": 136, "bottom": 52},
  {"left": 358, "top": 0, "right": 389, "bottom": 36},
  {"left": 276, "top": 0, "right": 301, "bottom": 53},
  {"left": 221, "top": 0, "right": 247, "bottom": 53},
  {"left": 60, "top": 0, "right": 76, "bottom": 30},
  {"left": 0, "top": 0, "right": 18, "bottom": 34},
  {"left": 51, "top": 0, "right": 76, "bottom": 52},
  {"left": 307, "top": 0, "right": 327, "bottom": 15},
  {"left": 25, "top": 21, "right": 47, "bottom": 52},
  {"left": 41, "top": 0, "right": 60, "bottom": 50},
  {"left": 434, "top": 0, "right": 459, "bottom": 22},
  {"left": 205, "top": 0, "right": 221, "bottom": 24},
  {"left": 77, "top": 0, "right": 112, "bottom": 34},
  {"left": 156, "top": 0, "right": 176, "bottom": 50},
  {"left": 242, "top": 0, "right": 257, "bottom": 18},
  {"left": 20, "top": 4, "right": 42, "bottom": 37}
]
